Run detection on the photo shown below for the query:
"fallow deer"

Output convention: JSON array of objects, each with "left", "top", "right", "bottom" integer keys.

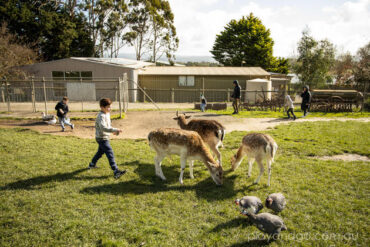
[
  {"left": 148, "top": 128, "right": 223, "bottom": 185},
  {"left": 173, "top": 111, "right": 225, "bottom": 166},
  {"left": 231, "top": 133, "right": 278, "bottom": 186}
]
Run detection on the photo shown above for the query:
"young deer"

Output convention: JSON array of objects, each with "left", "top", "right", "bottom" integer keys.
[
  {"left": 173, "top": 111, "right": 225, "bottom": 166},
  {"left": 148, "top": 128, "right": 223, "bottom": 185},
  {"left": 231, "top": 133, "right": 278, "bottom": 186}
]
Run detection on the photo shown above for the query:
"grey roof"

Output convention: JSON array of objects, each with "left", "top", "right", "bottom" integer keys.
[
  {"left": 71, "top": 57, "right": 154, "bottom": 69},
  {"left": 139, "top": 66, "right": 269, "bottom": 76}
]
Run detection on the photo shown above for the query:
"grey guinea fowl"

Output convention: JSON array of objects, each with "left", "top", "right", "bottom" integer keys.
[
  {"left": 242, "top": 211, "right": 287, "bottom": 237},
  {"left": 266, "top": 193, "right": 286, "bottom": 213},
  {"left": 235, "top": 196, "right": 263, "bottom": 214}
]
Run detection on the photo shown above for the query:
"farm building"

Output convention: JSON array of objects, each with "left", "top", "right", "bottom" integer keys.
[
  {"left": 15, "top": 58, "right": 283, "bottom": 104},
  {"left": 19, "top": 57, "right": 153, "bottom": 102},
  {"left": 137, "top": 66, "right": 271, "bottom": 102}
]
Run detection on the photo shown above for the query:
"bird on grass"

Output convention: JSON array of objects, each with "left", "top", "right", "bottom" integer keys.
[
  {"left": 41, "top": 112, "right": 57, "bottom": 125},
  {"left": 235, "top": 196, "right": 263, "bottom": 214},
  {"left": 265, "top": 193, "right": 286, "bottom": 213},
  {"left": 241, "top": 210, "right": 287, "bottom": 238}
]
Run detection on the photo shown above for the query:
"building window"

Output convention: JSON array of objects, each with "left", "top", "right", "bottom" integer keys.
[{"left": 179, "top": 76, "right": 195, "bottom": 87}]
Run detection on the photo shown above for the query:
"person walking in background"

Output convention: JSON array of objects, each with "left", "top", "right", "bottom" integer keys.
[
  {"left": 285, "top": 94, "right": 296, "bottom": 120},
  {"left": 301, "top": 85, "right": 311, "bottom": 117},
  {"left": 89, "top": 98, "right": 126, "bottom": 179},
  {"left": 200, "top": 93, "right": 207, "bottom": 112},
  {"left": 55, "top": 96, "right": 74, "bottom": 132},
  {"left": 231, "top": 80, "right": 241, "bottom": 114}
]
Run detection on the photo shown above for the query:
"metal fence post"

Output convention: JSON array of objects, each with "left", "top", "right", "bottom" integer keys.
[
  {"left": 5, "top": 78, "right": 10, "bottom": 112},
  {"left": 31, "top": 77, "right": 36, "bottom": 112},
  {"left": 42, "top": 77, "right": 47, "bottom": 114},
  {"left": 80, "top": 77, "right": 84, "bottom": 112},
  {"left": 202, "top": 77, "right": 205, "bottom": 95},
  {"left": 227, "top": 89, "right": 230, "bottom": 102},
  {"left": 171, "top": 88, "right": 175, "bottom": 103},
  {"left": 118, "top": 78, "right": 122, "bottom": 118},
  {"left": 143, "top": 87, "right": 146, "bottom": 102}
]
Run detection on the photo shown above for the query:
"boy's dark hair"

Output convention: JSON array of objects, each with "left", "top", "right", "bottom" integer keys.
[
  {"left": 100, "top": 98, "right": 112, "bottom": 107},
  {"left": 62, "top": 96, "right": 69, "bottom": 101}
]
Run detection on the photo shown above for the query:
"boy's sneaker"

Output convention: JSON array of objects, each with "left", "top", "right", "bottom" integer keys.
[
  {"left": 89, "top": 162, "right": 98, "bottom": 169},
  {"left": 114, "top": 169, "right": 126, "bottom": 179},
  {"left": 71, "top": 124, "right": 74, "bottom": 130},
  {"left": 61, "top": 128, "right": 65, "bottom": 132}
]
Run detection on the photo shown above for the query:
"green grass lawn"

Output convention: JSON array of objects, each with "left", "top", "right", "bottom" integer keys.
[
  {"left": 0, "top": 121, "right": 369, "bottom": 246},
  {"left": 202, "top": 107, "right": 370, "bottom": 118}
]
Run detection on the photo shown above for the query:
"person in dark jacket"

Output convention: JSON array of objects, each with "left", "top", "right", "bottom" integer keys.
[
  {"left": 200, "top": 93, "right": 207, "bottom": 112},
  {"left": 231, "top": 80, "right": 241, "bottom": 114},
  {"left": 300, "top": 85, "right": 311, "bottom": 117},
  {"left": 55, "top": 96, "right": 74, "bottom": 131}
]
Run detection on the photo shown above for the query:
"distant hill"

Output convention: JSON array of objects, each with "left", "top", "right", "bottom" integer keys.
[{"left": 118, "top": 53, "right": 216, "bottom": 63}]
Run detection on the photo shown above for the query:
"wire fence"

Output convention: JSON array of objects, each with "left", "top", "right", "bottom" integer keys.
[{"left": 0, "top": 77, "right": 129, "bottom": 117}]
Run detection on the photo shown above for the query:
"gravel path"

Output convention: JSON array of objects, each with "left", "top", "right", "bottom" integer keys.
[{"left": 0, "top": 110, "right": 369, "bottom": 139}]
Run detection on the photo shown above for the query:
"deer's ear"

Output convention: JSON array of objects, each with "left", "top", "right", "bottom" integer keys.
[
  {"left": 185, "top": 116, "right": 191, "bottom": 119},
  {"left": 173, "top": 117, "right": 178, "bottom": 120}
]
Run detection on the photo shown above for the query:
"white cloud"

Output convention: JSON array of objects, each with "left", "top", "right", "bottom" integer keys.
[{"left": 169, "top": 0, "right": 370, "bottom": 58}]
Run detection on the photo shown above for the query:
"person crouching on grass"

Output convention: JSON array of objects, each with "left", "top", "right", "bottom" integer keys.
[
  {"left": 89, "top": 98, "right": 126, "bottom": 179},
  {"left": 55, "top": 96, "right": 74, "bottom": 132}
]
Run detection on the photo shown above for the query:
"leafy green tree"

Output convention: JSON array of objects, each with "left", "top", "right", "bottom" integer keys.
[
  {"left": 0, "top": 0, "right": 94, "bottom": 60},
  {"left": 210, "top": 13, "right": 288, "bottom": 73},
  {"left": 294, "top": 28, "right": 335, "bottom": 88}
]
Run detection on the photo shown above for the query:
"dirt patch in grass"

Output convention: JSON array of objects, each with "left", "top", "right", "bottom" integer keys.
[{"left": 315, "top": 154, "right": 370, "bottom": 162}]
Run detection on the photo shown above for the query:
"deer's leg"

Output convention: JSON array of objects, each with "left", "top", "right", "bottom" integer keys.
[
  {"left": 210, "top": 143, "right": 222, "bottom": 167},
  {"left": 247, "top": 158, "right": 255, "bottom": 178},
  {"left": 267, "top": 159, "right": 272, "bottom": 187},
  {"left": 189, "top": 160, "right": 194, "bottom": 179},
  {"left": 179, "top": 155, "right": 187, "bottom": 184},
  {"left": 154, "top": 153, "right": 166, "bottom": 180},
  {"left": 254, "top": 157, "right": 264, "bottom": 184}
]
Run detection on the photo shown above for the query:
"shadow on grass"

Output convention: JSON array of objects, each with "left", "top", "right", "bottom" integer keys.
[
  {"left": 81, "top": 162, "right": 243, "bottom": 201},
  {"left": 210, "top": 217, "right": 253, "bottom": 232},
  {"left": 19, "top": 121, "right": 48, "bottom": 126},
  {"left": 0, "top": 168, "right": 109, "bottom": 190},
  {"left": 230, "top": 239, "right": 271, "bottom": 247}
]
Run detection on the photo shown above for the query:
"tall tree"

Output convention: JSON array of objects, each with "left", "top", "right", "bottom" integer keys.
[
  {"left": 148, "top": 0, "right": 178, "bottom": 63},
  {"left": 333, "top": 52, "right": 355, "bottom": 86},
  {"left": 294, "top": 28, "right": 335, "bottom": 88},
  {"left": 353, "top": 42, "right": 370, "bottom": 92},
  {"left": 123, "top": 0, "right": 151, "bottom": 60},
  {"left": 210, "top": 13, "right": 288, "bottom": 73}
]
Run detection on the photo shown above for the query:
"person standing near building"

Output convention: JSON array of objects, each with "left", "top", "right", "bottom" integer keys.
[
  {"left": 301, "top": 85, "right": 311, "bottom": 117},
  {"left": 231, "top": 80, "right": 241, "bottom": 114},
  {"left": 200, "top": 93, "right": 207, "bottom": 112}
]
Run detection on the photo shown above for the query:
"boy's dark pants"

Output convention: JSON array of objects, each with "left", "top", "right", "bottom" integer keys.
[
  {"left": 287, "top": 108, "right": 296, "bottom": 119},
  {"left": 91, "top": 139, "right": 118, "bottom": 171}
]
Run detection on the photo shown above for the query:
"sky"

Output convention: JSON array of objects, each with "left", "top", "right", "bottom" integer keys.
[{"left": 168, "top": 0, "right": 370, "bottom": 58}]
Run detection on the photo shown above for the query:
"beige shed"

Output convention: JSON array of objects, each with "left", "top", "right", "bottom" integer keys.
[{"left": 245, "top": 78, "right": 272, "bottom": 103}]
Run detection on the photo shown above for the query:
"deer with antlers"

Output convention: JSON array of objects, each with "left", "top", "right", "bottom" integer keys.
[
  {"left": 173, "top": 111, "right": 225, "bottom": 167},
  {"left": 148, "top": 128, "right": 223, "bottom": 185}
]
